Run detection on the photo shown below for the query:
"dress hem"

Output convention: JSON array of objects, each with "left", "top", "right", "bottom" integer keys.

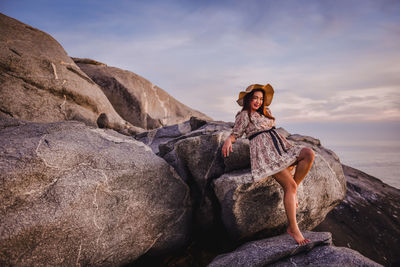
[{"left": 252, "top": 146, "right": 304, "bottom": 181}]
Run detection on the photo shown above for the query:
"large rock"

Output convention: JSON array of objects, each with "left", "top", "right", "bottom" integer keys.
[
  {"left": 0, "top": 116, "right": 191, "bottom": 266},
  {"left": 0, "top": 14, "right": 135, "bottom": 133},
  {"left": 74, "top": 57, "right": 212, "bottom": 129},
  {"left": 314, "top": 164, "right": 400, "bottom": 266},
  {"left": 213, "top": 150, "right": 345, "bottom": 240},
  {"left": 208, "top": 231, "right": 381, "bottom": 267},
  {"left": 136, "top": 118, "right": 233, "bottom": 230}
]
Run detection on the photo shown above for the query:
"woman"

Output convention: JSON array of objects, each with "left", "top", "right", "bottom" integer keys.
[{"left": 221, "top": 83, "right": 315, "bottom": 246}]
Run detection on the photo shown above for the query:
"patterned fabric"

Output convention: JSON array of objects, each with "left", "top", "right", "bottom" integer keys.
[{"left": 231, "top": 109, "right": 304, "bottom": 181}]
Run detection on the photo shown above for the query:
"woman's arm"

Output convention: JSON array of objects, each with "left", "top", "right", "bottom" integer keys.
[{"left": 222, "top": 111, "right": 248, "bottom": 157}]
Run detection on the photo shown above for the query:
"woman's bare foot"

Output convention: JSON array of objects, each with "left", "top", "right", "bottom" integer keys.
[{"left": 287, "top": 227, "right": 310, "bottom": 245}]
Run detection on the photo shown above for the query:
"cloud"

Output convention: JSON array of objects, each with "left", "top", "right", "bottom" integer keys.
[
  {"left": 271, "top": 85, "right": 400, "bottom": 123},
  {"left": 5, "top": 0, "right": 399, "bottom": 123}
]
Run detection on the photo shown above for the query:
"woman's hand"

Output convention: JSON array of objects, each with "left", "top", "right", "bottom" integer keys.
[{"left": 222, "top": 135, "right": 235, "bottom": 157}]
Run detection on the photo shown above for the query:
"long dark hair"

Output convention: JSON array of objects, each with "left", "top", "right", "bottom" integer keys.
[{"left": 240, "top": 89, "right": 275, "bottom": 121}]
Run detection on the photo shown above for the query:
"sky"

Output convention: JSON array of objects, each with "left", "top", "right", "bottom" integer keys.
[{"left": 1, "top": 0, "right": 400, "bottom": 148}]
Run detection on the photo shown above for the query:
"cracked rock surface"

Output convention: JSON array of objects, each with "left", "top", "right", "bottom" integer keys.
[{"left": 0, "top": 116, "right": 191, "bottom": 266}]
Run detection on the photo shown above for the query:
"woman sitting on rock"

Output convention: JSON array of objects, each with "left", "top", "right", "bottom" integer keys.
[{"left": 221, "top": 83, "right": 315, "bottom": 245}]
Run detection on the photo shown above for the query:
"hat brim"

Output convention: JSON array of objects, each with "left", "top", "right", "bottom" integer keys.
[{"left": 236, "top": 83, "right": 274, "bottom": 107}]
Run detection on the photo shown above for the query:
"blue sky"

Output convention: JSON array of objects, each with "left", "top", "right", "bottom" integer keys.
[{"left": 1, "top": 0, "right": 400, "bottom": 146}]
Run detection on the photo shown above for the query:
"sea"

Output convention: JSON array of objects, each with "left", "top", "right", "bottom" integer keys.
[
  {"left": 282, "top": 121, "right": 400, "bottom": 190},
  {"left": 324, "top": 143, "right": 400, "bottom": 189}
]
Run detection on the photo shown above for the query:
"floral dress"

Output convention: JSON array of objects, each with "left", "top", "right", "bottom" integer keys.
[{"left": 231, "top": 109, "right": 304, "bottom": 181}]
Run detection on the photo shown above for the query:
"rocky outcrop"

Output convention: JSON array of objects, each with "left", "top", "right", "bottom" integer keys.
[
  {"left": 74, "top": 57, "right": 212, "bottom": 130},
  {"left": 136, "top": 118, "right": 346, "bottom": 241},
  {"left": 213, "top": 150, "right": 344, "bottom": 240},
  {"left": 208, "top": 231, "right": 381, "bottom": 266},
  {"left": 0, "top": 13, "right": 142, "bottom": 134},
  {"left": 135, "top": 118, "right": 397, "bottom": 266},
  {"left": 0, "top": 116, "right": 191, "bottom": 266},
  {"left": 0, "top": 13, "right": 389, "bottom": 267},
  {"left": 0, "top": 113, "right": 390, "bottom": 267},
  {"left": 314, "top": 164, "right": 400, "bottom": 266}
]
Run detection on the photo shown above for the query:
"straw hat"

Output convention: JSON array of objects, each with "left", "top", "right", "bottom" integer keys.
[{"left": 236, "top": 83, "right": 274, "bottom": 107}]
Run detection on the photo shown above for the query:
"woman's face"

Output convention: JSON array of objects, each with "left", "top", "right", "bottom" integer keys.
[{"left": 250, "top": 91, "right": 263, "bottom": 112}]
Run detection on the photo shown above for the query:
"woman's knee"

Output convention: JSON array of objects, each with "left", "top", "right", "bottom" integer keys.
[
  {"left": 274, "top": 170, "right": 297, "bottom": 193},
  {"left": 284, "top": 179, "right": 297, "bottom": 194},
  {"left": 302, "top": 148, "right": 315, "bottom": 163}
]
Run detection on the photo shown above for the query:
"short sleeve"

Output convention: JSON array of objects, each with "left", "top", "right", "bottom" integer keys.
[{"left": 231, "top": 111, "right": 249, "bottom": 138}]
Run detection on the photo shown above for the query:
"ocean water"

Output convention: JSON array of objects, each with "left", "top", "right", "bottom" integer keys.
[
  {"left": 325, "top": 143, "right": 400, "bottom": 189},
  {"left": 282, "top": 121, "right": 400, "bottom": 190}
]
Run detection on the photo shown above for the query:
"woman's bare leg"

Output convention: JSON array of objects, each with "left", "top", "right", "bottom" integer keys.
[
  {"left": 293, "top": 148, "right": 315, "bottom": 186},
  {"left": 286, "top": 165, "right": 298, "bottom": 208},
  {"left": 289, "top": 148, "right": 314, "bottom": 208},
  {"left": 273, "top": 168, "right": 310, "bottom": 245}
]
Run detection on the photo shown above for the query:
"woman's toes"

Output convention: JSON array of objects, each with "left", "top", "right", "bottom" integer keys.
[{"left": 300, "top": 238, "right": 310, "bottom": 245}]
